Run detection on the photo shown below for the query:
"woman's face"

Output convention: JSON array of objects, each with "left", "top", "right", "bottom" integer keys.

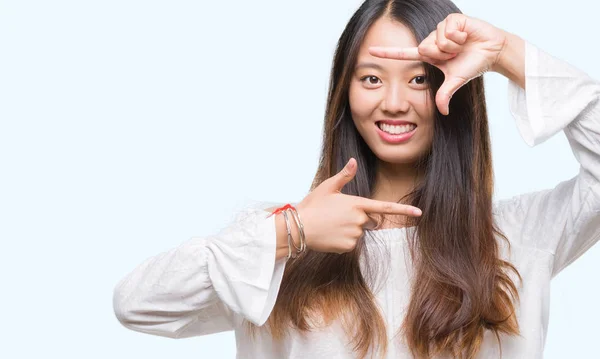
[{"left": 349, "top": 16, "right": 435, "bottom": 165}]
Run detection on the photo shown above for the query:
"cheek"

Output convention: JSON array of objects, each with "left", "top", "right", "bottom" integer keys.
[
  {"left": 412, "top": 94, "right": 436, "bottom": 127},
  {"left": 408, "top": 93, "right": 436, "bottom": 144},
  {"left": 349, "top": 84, "right": 378, "bottom": 121},
  {"left": 410, "top": 91, "right": 435, "bottom": 116}
]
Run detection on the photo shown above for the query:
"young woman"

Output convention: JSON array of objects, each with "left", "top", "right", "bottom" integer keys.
[{"left": 113, "top": 0, "right": 600, "bottom": 358}]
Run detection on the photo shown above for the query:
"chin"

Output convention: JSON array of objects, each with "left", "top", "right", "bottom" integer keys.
[{"left": 373, "top": 149, "right": 423, "bottom": 165}]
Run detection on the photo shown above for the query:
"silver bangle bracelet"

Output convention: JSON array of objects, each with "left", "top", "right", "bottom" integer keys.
[
  {"left": 286, "top": 207, "right": 306, "bottom": 253},
  {"left": 281, "top": 209, "right": 296, "bottom": 259},
  {"left": 284, "top": 208, "right": 303, "bottom": 253}
]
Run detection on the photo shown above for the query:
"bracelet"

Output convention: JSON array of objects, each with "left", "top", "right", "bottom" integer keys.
[
  {"left": 267, "top": 203, "right": 306, "bottom": 259},
  {"left": 281, "top": 209, "right": 296, "bottom": 259},
  {"left": 286, "top": 207, "right": 306, "bottom": 254},
  {"left": 283, "top": 209, "right": 301, "bottom": 253}
]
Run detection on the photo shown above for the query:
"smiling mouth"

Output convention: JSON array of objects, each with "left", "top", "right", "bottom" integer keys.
[
  {"left": 375, "top": 121, "right": 417, "bottom": 135},
  {"left": 375, "top": 122, "right": 417, "bottom": 144}
]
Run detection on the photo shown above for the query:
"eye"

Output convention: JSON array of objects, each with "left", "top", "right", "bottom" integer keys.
[
  {"left": 409, "top": 75, "right": 428, "bottom": 86},
  {"left": 359, "top": 75, "right": 382, "bottom": 87}
]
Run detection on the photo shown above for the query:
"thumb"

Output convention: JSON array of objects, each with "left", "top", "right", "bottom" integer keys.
[
  {"left": 329, "top": 158, "right": 357, "bottom": 192},
  {"left": 436, "top": 76, "right": 468, "bottom": 115}
]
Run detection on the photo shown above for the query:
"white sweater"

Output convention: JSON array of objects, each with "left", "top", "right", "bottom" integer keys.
[{"left": 112, "top": 40, "right": 600, "bottom": 358}]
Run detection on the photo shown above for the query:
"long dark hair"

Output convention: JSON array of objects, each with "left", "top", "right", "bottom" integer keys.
[{"left": 246, "top": 1, "right": 522, "bottom": 358}]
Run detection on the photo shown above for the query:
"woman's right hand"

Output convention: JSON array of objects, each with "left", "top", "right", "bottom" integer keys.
[{"left": 296, "top": 158, "right": 422, "bottom": 254}]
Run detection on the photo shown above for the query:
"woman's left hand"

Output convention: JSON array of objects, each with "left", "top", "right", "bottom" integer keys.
[{"left": 368, "top": 13, "right": 508, "bottom": 115}]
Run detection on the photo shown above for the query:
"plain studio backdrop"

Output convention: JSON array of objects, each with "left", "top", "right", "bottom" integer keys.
[{"left": 0, "top": 0, "right": 598, "bottom": 357}]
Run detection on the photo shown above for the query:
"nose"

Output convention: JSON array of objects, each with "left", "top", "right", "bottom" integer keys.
[{"left": 381, "top": 85, "right": 410, "bottom": 114}]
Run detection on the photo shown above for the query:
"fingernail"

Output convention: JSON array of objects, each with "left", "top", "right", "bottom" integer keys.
[{"left": 413, "top": 208, "right": 422, "bottom": 216}]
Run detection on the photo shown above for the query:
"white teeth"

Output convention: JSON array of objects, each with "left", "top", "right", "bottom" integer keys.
[{"left": 378, "top": 122, "right": 416, "bottom": 135}]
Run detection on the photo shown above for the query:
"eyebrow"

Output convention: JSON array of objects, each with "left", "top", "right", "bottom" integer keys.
[{"left": 354, "top": 61, "right": 424, "bottom": 72}]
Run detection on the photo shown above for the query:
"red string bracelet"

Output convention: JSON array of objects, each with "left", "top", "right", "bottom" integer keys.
[{"left": 266, "top": 203, "right": 295, "bottom": 218}]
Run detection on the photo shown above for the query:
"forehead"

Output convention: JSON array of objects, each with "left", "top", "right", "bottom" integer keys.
[{"left": 356, "top": 16, "right": 420, "bottom": 69}]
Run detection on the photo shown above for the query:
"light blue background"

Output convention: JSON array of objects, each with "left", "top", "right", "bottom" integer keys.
[{"left": 1, "top": 0, "right": 598, "bottom": 357}]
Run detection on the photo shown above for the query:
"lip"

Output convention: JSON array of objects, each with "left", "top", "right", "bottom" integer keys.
[{"left": 375, "top": 122, "right": 417, "bottom": 143}]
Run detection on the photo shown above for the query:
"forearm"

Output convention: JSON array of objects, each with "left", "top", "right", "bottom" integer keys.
[{"left": 493, "top": 31, "right": 526, "bottom": 90}]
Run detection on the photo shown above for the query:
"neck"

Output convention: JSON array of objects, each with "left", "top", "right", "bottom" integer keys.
[
  {"left": 370, "top": 160, "right": 421, "bottom": 229},
  {"left": 371, "top": 160, "right": 420, "bottom": 201}
]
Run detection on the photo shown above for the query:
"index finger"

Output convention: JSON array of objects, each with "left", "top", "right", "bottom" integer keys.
[
  {"left": 355, "top": 197, "right": 422, "bottom": 216},
  {"left": 368, "top": 46, "right": 422, "bottom": 61}
]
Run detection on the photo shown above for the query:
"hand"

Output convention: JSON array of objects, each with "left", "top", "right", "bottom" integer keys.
[
  {"left": 295, "top": 158, "right": 422, "bottom": 254},
  {"left": 368, "top": 13, "right": 508, "bottom": 115}
]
